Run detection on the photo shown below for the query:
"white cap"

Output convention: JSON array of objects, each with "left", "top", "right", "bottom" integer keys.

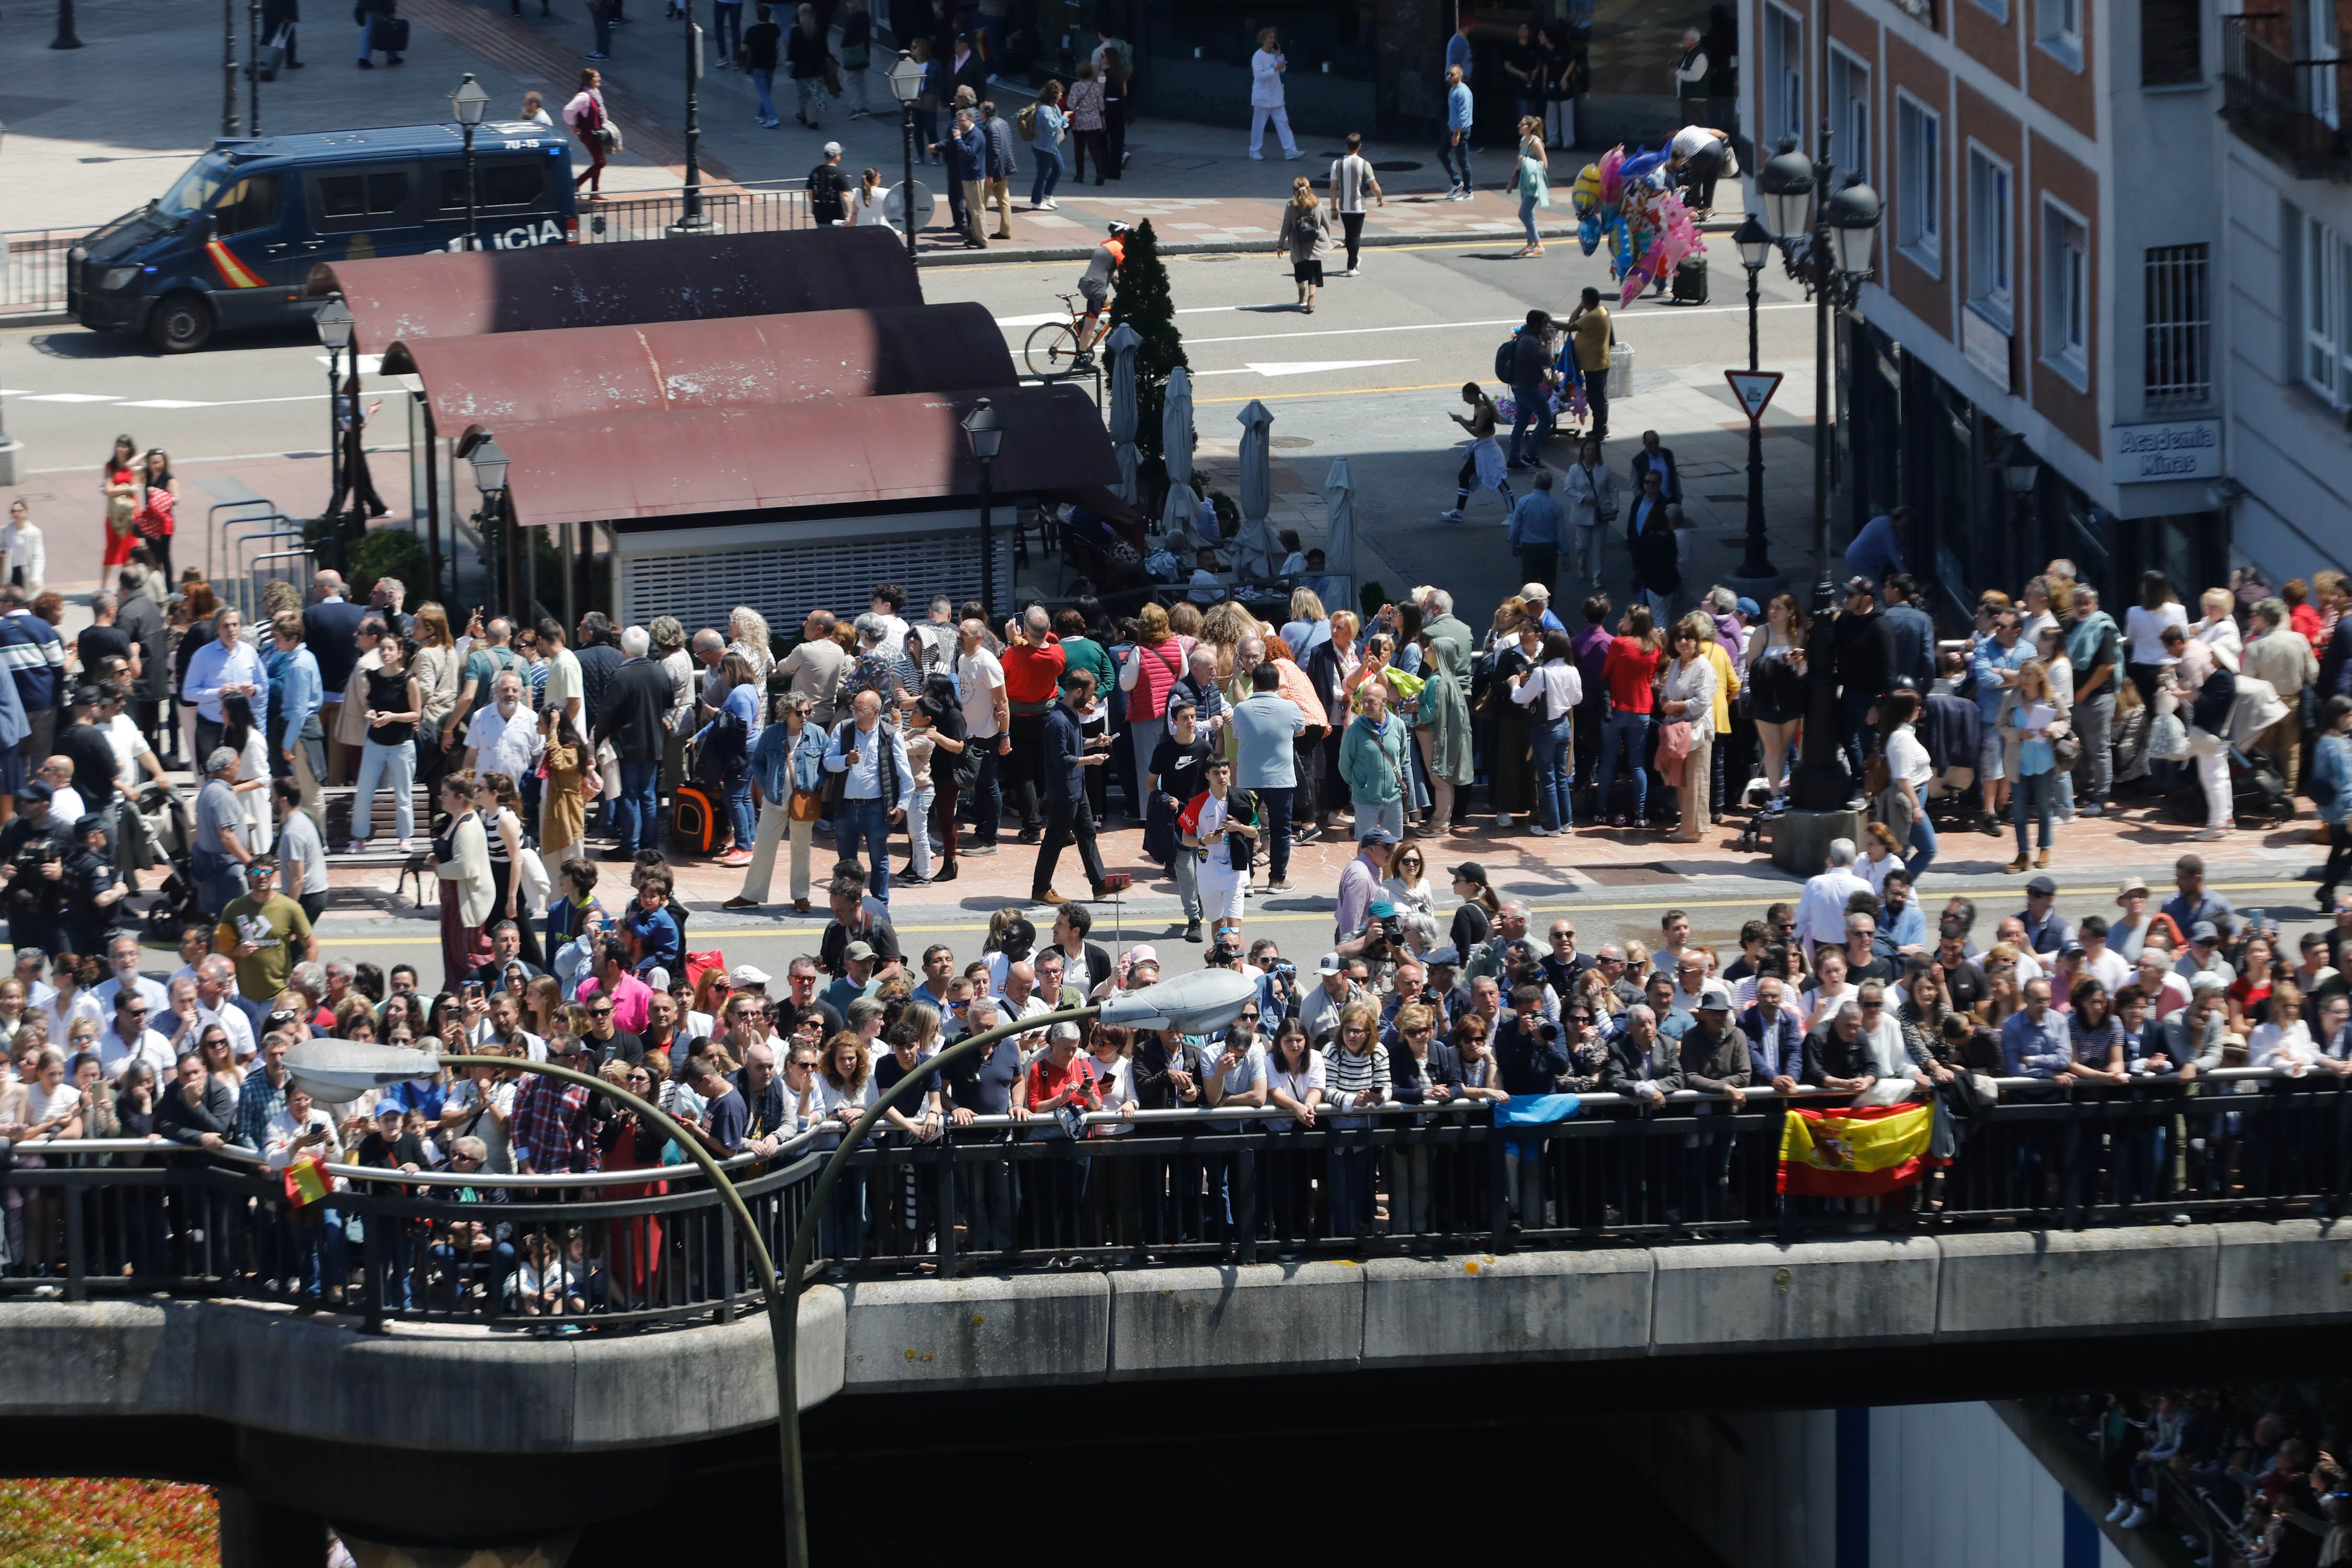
[
  {"left": 732, "top": 963, "right": 773, "bottom": 988},
  {"left": 823, "top": 140, "right": 843, "bottom": 157}
]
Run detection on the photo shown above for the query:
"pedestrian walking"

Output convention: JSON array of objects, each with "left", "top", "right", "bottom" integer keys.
[
  {"left": 1440, "top": 64, "right": 1474, "bottom": 198},
  {"left": 1507, "top": 469, "right": 1567, "bottom": 598},
  {"left": 1067, "top": 62, "right": 1108, "bottom": 185},
  {"left": 1030, "top": 673, "right": 1111, "bottom": 906},
  {"left": 1327, "top": 132, "right": 1383, "bottom": 276},
  {"left": 1027, "top": 80, "right": 1067, "bottom": 209},
  {"left": 1440, "top": 383, "right": 1514, "bottom": 523},
  {"left": 354, "top": 0, "right": 402, "bottom": 66},
  {"left": 1273, "top": 178, "right": 1334, "bottom": 313},
  {"left": 1248, "top": 28, "right": 1301, "bottom": 161},
  {"left": 101, "top": 437, "right": 139, "bottom": 575},
  {"left": 564, "top": 69, "right": 612, "bottom": 197},
  {"left": 710, "top": 0, "right": 742, "bottom": 70},
  {"left": 1567, "top": 286, "right": 1612, "bottom": 442},
  {"left": 786, "top": 4, "right": 831, "bottom": 126},
  {"left": 979, "top": 100, "right": 1018, "bottom": 239},
  {"left": 1504, "top": 309, "right": 1556, "bottom": 465},
  {"left": 742, "top": 3, "right": 782, "bottom": 125},
  {"left": 1513, "top": 116, "right": 1551, "bottom": 255}
]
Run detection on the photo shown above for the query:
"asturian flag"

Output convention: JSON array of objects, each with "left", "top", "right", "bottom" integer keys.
[{"left": 1775, "top": 1102, "right": 1942, "bottom": 1196}]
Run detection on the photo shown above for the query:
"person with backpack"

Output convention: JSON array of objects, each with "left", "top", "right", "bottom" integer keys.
[
  {"left": 1025, "top": 79, "right": 1067, "bottom": 211},
  {"left": 808, "top": 141, "right": 853, "bottom": 224},
  {"left": 1502, "top": 309, "right": 1557, "bottom": 467}
]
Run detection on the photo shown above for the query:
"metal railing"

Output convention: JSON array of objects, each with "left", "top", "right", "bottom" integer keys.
[
  {"left": 0, "top": 228, "right": 83, "bottom": 316},
  {"left": 4, "top": 1071, "right": 2345, "bottom": 1330},
  {"left": 2222, "top": 13, "right": 2352, "bottom": 176}
]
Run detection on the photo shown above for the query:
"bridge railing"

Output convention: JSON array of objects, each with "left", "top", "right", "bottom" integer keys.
[{"left": 3, "top": 1071, "right": 2345, "bottom": 1328}]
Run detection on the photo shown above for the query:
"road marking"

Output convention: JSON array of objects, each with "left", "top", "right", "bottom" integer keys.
[
  {"left": 313, "top": 354, "right": 386, "bottom": 375},
  {"left": 1193, "top": 358, "right": 1417, "bottom": 378},
  {"left": 17, "top": 392, "right": 121, "bottom": 402},
  {"left": 1181, "top": 304, "right": 1812, "bottom": 349},
  {"left": 993, "top": 304, "right": 1241, "bottom": 329}
]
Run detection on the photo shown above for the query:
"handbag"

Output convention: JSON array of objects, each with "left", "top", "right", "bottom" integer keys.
[
  {"left": 788, "top": 787, "right": 823, "bottom": 823},
  {"left": 2051, "top": 726, "right": 2083, "bottom": 769}
]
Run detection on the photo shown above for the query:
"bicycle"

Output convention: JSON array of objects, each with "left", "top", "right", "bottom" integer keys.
[{"left": 1023, "top": 293, "right": 1100, "bottom": 379}]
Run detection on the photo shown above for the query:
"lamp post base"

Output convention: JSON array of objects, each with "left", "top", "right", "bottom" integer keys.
[
  {"left": 665, "top": 215, "right": 714, "bottom": 235},
  {"left": 1769, "top": 805, "right": 1863, "bottom": 876},
  {"left": 0, "top": 440, "right": 20, "bottom": 485}
]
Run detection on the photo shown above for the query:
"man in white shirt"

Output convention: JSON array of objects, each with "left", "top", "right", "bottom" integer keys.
[
  {"left": 194, "top": 955, "right": 258, "bottom": 1062},
  {"left": 463, "top": 671, "right": 546, "bottom": 781},
  {"left": 93, "top": 932, "right": 171, "bottom": 1017},
  {"left": 955, "top": 618, "right": 1009, "bottom": 856},
  {"left": 98, "top": 986, "right": 176, "bottom": 1083},
  {"left": 867, "top": 585, "right": 912, "bottom": 660},
  {"left": 536, "top": 617, "right": 584, "bottom": 728},
  {"left": 180, "top": 606, "right": 269, "bottom": 767},
  {"left": 98, "top": 683, "right": 168, "bottom": 801},
  {"left": 36, "top": 755, "right": 85, "bottom": 827},
  {"left": 2074, "top": 917, "right": 2132, "bottom": 994},
  {"left": 1796, "top": 839, "right": 1874, "bottom": 963}
]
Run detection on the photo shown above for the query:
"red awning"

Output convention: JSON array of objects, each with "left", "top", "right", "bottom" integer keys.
[
  {"left": 473, "top": 383, "right": 1120, "bottom": 531},
  {"left": 307, "top": 226, "right": 920, "bottom": 352},
  {"left": 381, "top": 304, "right": 1015, "bottom": 424}
]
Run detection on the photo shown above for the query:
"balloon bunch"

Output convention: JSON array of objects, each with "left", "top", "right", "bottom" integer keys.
[{"left": 1570, "top": 142, "right": 1708, "bottom": 304}]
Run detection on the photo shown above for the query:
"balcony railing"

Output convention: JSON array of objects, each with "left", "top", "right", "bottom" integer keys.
[
  {"left": 4, "top": 1071, "right": 2348, "bottom": 1333},
  {"left": 2222, "top": 13, "right": 2352, "bottom": 178}
]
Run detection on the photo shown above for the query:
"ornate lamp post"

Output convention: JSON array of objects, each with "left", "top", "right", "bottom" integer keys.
[
  {"left": 451, "top": 74, "right": 489, "bottom": 251},
  {"left": 962, "top": 396, "right": 1003, "bottom": 618},
  {"left": 888, "top": 51, "right": 926, "bottom": 262}
]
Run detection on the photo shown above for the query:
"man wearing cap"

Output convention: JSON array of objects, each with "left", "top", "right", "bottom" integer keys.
[
  {"left": 2176, "top": 921, "right": 2237, "bottom": 988},
  {"left": 212, "top": 857, "right": 315, "bottom": 1009},
  {"left": 1830, "top": 575, "right": 1894, "bottom": 783},
  {"left": 1680, "top": 983, "right": 1751, "bottom": 1210},
  {"left": 1300, "top": 953, "right": 1356, "bottom": 1043},
  {"left": 806, "top": 140, "right": 853, "bottom": 224},
  {"left": 63, "top": 811, "right": 127, "bottom": 961},
  {"left": 1333, "top": 832, "right": 1392, "bottom": 948},
  {"left": 2111, "top": 877, "right": 2154, "bottom": 962},
  {"left": 2161, "top": 854, "right": 2233, "bottom": 937},
  {"left": 824, "top": 940, "right": 881, "bottom": 1017},
  {"left": 1519, "top": 582, "right": 1567, "bottom": 636},
  {"left": 2015, "top": 876, "right": 2073, "bottom": 967}
]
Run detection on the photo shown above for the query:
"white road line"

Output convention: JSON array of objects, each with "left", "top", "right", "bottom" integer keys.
[
  {"left": 1182, "top": 302, "right": 1812, "bottom": 348},
  {"left": 16, "top": 392, "right": 121, "bottom": 402},
  {"left": 1194, "top": 358, "right": 1418, "bottom": 378}
]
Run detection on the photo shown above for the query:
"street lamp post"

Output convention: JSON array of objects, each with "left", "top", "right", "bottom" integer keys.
[
  {"left": 888, "top": 51, "right": 925, "bottom": 262},
  {"left": 315, "top": 297, "right": 354, "bottom": 527},
  {"left": 50, "top": 0, "right": 81, "bottom": 48},
  {"left": 1753, "top": 121, "right": 1881, "bottom": 817},
  {"left": 1994, "top": 431, "right": 2040, "bottom": 570},
  {"left": 771, "top": 969, "right": 1255, "bottom": 1568},
  {"left": 962, "top": 397, "right": 1003, "bottom": 619},
  {"left": 451, "top": 75, "right": 489, "bottom": 251},
  {"left": 467, "top": 434, "right": 512, "bottom": 614},
  {"left": 679, "top": 5, "right": 708, "bottom": 231},
  {"left": 223, "top": 0, "right": 239, "bottom": 135},
  {"left": 248, "top": 0, "right": 261, "bottom": 131},
  {"left": 1733, "top": 213, "right": 1774, "bottom": 583}
]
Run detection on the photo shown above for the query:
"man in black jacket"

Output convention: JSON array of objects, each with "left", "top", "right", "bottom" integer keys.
[
  {"left": 157, "top": 1050, "right": 238, "bottom": 1151},
  {"left": 1505, "top": 311, "right": 1555, "bottom": 468},
  {"left": 1031, "top": 672, "right": 1110, "bottom": 905},
  {"left": 1829, "top": 575, "right": 1895, "bottom": 784},
  {"left": 596, "top": 626, "right": 673, "bottom": 858},
  {"left": 1800, "top": 999, "right": 1877, "bottom": 1090},
  {"left": 1493, "top": 985, "right": 1570, "bottom": 1094}
]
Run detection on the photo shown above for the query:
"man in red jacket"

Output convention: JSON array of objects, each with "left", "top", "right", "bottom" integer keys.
[{"left": 1000, "top": 605, "right": 1066, "bottom": 846}]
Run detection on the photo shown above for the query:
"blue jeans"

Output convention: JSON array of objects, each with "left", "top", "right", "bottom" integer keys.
[
  {"left": 2012, "top": 768, "right": 2056, "bottom": 854},
  {"left": 1519, "top": 189, "right": 1540, "bottom": 245},
  {"left": 1839, "top": 686, "right": 1878, "bottom": 785},
  {"left": 1531, "top": 713, "right": 1573, "bottom": 830},
  {"left": 839, "top": 796, "right": 892, "bottom": 898},
  {"left": 1031, "top": 146, "right": 1062, "bottom": 205},
  {"left": 1508, "top": 381, "right": 1553, "bottom": 463},
  {"left": 613, "top": 758, "right": 660, "bottom": 855},
  {"left": 723, "top": 771, "right": 755, "bottom": 852},
  {"left": 1597, "top": 709, "right": 1650, "bottom": 821},
  {"left": 1904, "top": 812, "right": 1938, "bottom": 881},
  {"left": 750, "top": 66, "right": 776, "bottom": 121},
  {"left": 1439, "top": 133, "right": 1471, "bottom": 190},
  {"left": 354, "top": 736, "right": 415, "bottom": 841},
  {"left": 710, "top": 0, "right": 741, "bottom": 59}
]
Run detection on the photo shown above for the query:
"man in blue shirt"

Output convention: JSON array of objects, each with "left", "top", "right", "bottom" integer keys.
[
  {"left": 824, "top": 689, "right": 915, "bottom": 901},
  {"left": 267, "top": 612, "right": 325, "bottom": 829},
  {"left": 1968, "top": 607, "right": 2030, "bottom": 824},
  {"left": 1445, "top": 13, "right": 1475, "bottom": 80},
  {"left": 2000, "top": 977, "right": 2074, "bottom": 1079},
  {"left": 2161, "top": 852, "right": 2233, "bottom": 935},
  {"left": 0, "top": 584, "right": 64, "bottom": 777},
  {"left": 1440, "top": 64, "right": 1474, "bottom": 199},
  {"left": 1844, "top": 506, "right": 1909, "bottom": 588},
  {"left": 1877, "top": 870, "right": 1929, "bottom": 954},
  {"left": 1506, "top": 468, "right": 1568, "bottom": 600}
]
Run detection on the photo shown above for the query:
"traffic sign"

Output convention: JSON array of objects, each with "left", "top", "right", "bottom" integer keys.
[{"left": 1725, "top": 368, "right": 1784, "bottom": 423}]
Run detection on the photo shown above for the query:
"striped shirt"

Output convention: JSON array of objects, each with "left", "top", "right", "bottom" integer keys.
[
  {"left": 1329, "top": 155, "right": 1376, "bottom": 214},
  {"left": 1321, "top": 1041, "right": 1390, "bottom": 1111}
]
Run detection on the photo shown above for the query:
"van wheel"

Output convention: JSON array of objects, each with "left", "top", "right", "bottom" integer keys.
[{"left": 149, "top": 293, "right": 215, "bottom": 353}]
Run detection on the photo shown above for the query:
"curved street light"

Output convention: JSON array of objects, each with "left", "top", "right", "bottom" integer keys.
[{"left": 295, "top": 968, "right": 1260, "bottom": 1568}]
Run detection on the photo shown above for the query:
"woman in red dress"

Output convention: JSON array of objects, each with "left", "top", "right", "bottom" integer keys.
[
  {"left": 596, "top": 1056, "right": 667, "bottom": 1310},
  {"left": 133, "top": 447, "right": 179, "bottom": 580},
  {"left": 101, "top": 434, "right": 140, "bottom": 571}
]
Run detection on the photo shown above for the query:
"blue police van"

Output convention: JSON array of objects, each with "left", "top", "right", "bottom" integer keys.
[{"left": 69, "top": 122, "right": 581, "bottom": 352}]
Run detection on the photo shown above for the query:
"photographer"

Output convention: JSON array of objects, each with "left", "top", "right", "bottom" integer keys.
[{"left": 0, "top": 780, "right": 71, "bottom": 955}]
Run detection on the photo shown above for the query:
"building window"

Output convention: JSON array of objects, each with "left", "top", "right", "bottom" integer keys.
[
  {"left": 2037, "top": 0, "right": 2083, "bottom": 66},
  {"left": 1967, "top": 0, "right": 2007, "bottom": 24},
  {"left": 2042, "top": 198, "right": 2091, "bottom": 385},
  {"left": 2300, "top": 211, "right": 2352, "bottom": 406},
  {"left": 2141, "top": 0, "right": 2201, "bottom": 84},
  {"left": 1966, "top": 146, "right": 2012, "bottom": 328},
  {"left": 1829, "top": 47, "right": 1872, "bottom": 185},
  {"left": 1896, "top": 93, "right": 1941, "bottom": 273},
  {"left": 1761, "top": 3, "right": 1806, "bottom": 152},
  {"left": 2143, "top": 244, "right": 2210, "bottom": 407}
]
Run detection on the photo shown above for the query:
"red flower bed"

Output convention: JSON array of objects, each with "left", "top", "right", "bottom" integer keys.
[{"left": 0, "top": 1478, "right": 217, "bottom": 1566}]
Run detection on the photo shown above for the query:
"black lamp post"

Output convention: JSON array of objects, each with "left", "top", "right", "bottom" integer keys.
[
  {"left": 962, "top": 396, "right": 1002, "bottom": 618},
  {"left": 451, "top": 74, "right": 489, "bottom": 251},
  {"left": 315, "top": 297, "right": 354, "bottom": 523},
  {"left": 50, "top": 0, "right": 81, "bottom": 48},
  {"left": 248, "top": 0, "right": 261, "bottom": 131},
  {"left": 679, "top": 3, "right": 708, "bottom": 230},
  {"left": 468, "top": 435, "right": 512, "bottom": 614},
  {"left": 223, "top": 0, "right": 240, "bottom": 135},
  {"left": 1733, "top": 213, "right": 1774, "bottom": 582},
  {"left": 888, "top": 50, "right": 925, "bottom": 262},
  {"left": 1995, "top": 430, "right": 2040, "bottom": 570}
]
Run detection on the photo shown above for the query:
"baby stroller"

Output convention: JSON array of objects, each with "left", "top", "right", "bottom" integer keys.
[
  {"left": 132, "top": 782, "right": 204, "bottom": 938},
  {"left": 2158, "top": 745, "right": 2294, "bottom": 830}
]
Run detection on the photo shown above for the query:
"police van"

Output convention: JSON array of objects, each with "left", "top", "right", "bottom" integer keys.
[{"left": 69, "top": 122, "right": 581, "bottom": 352}]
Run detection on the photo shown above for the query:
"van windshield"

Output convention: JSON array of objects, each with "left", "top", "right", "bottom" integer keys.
[{"left": 157, "top": 151, "right": 239, "bottom": 222}]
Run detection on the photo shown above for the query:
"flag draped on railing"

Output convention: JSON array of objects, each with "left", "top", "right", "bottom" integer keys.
[{"left": 1775, "top": 1102, "right": 1942, "bottom": 1196}]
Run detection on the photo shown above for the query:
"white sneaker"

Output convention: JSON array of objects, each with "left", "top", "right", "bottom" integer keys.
[
  {"left": 1248, "top": 151, "right": 1265, "bottom": 161},
  {"left": 2105, "top": 1500, "right": 2131, "bottom": 1524},
  {"left": 1496, "top": 813, "right": 1514, "bottom": 828},
  {"left": 2193, "top": 826, "right": 2230, "bottom": 840},
  {"left": 2118, "top": 1507, "right": 2148, "bottom": 1530},
  {"left": 1438, "top": 508, "right": 1465, "bottom": 522},
  {"left": 1343, "top": 266, "right": 1359, "bottom": 276},
  {"left": 1530, "top": 824, "right": 1553, "bottom": 837}
]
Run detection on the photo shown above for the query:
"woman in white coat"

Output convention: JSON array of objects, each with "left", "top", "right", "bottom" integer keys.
[
  {"left": 429, "top": 771, "right": 496, "bottom": 992},
  {"left": 1559, "top": 437, "right": 1619, "bottom": 594}
]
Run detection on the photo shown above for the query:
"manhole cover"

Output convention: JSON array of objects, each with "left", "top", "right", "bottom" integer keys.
[
  {"left": 1370, "top": 160, "right": 1423, "bottom": 171},
  {"left": 1184, "top": 253, "right": 1242, "bottom": 263},
  {"left": 1271, "top": 436, "right": 1315, "bottom": 448}
]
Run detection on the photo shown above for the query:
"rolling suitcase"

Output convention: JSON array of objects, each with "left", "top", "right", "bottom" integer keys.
[
  {"left": 1671, "top": 255, "right": 1709, "bottom": 305},
  {"left": 379, "top": 15, "right": 410, "bottom": 50},
  {"left": 670, "top": 785, "right": 716, "bottom": 854},
  {"left": 253, "top": 26, "right": 285, "bottom": 78}
]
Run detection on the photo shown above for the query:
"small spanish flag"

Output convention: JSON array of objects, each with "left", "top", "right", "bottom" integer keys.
[
  {"left": 1776, "top": 1102, "right": 1942, "bottom": 1196},
  {"left": 205, "top": 238, "right": 264, "bottom": 290},
  {"left": 281, "top": 1152, "right": 331, "bottom": 1208}
]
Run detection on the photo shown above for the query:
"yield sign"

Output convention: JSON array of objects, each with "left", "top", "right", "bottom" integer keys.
[{"left": 1725, "top": 368, "right": 1784, "bottom": 422}]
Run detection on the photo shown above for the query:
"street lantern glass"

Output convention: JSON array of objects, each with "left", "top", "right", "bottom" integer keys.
[
  {"left": 283, "top": 1038, "right": 439, "bottom": 1104},
  {"left": 314, "top": 297, "right": 355, "bottom": 352},
  {"left": 468, "top": 435, "right": 511, "bottom": 499},
  {"left": 1757, "top": 141, "right": 1815, "bottom": 243},
  {"left": 889, "top": 50, "right": 924, "bottom": 106},
  {"left": 1824, "top": 180, "right": 1881, "bottom": 279},
  {"left": 961, "top": 397, "right": 1003, "bottom": 462},
  {"left": 1733, "top": 214, "right": 1773, "bottom": 272},
  {"left": 452, "top": 73, "right": 490, "bottom": 128},
  {"left": 1997, "top": 432, "right": 2039, "bottom": 497},
  {"left": 1098, "top": 967, "right": 1259, "bottom": 1034}
]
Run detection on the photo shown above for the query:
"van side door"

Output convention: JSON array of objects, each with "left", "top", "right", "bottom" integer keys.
[
  {"left": 307, "top": 162, "right": 430, "bottom": 265},
  {"left": 201, "top": 170, "right": 310, "bottom": 329}
]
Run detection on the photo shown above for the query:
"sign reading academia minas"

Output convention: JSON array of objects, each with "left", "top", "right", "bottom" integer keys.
[{"left": 2109, "top": 419, "right": 2221, "bottom": 484}]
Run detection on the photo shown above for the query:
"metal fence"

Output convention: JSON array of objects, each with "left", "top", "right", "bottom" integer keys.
[
  {"left": 0, "top": 184, "right": 813, "bottom": 318},
  {"left": 4, "top": 1072, "right": 2345, "bottom": 1329}
]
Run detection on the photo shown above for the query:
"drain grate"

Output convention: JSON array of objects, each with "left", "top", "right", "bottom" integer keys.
[{"left": 1271, "top": 436, "right": 1315, "bottom": 448}]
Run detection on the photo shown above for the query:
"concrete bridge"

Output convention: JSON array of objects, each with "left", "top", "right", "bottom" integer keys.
[{"left": 5, "top": 1217, "right": 2348, "bottom": 1555}]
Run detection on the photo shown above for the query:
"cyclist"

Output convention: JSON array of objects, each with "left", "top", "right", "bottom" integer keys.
[{"left": 1070, "top": 221, "right": 1127, "bottom": 371}]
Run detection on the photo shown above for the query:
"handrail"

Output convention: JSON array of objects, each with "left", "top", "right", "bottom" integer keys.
[{"left": 205, "top": 499, "right": 278, "bottom": 583}]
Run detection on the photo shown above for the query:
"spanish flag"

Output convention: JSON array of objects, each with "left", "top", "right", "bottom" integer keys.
[
  {"left": 281, "top": 1152, "right": 332, "bottom": 1208},
  {"left": 1775, "top": 1102, "right": 1942, "bottom": 1196}
]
